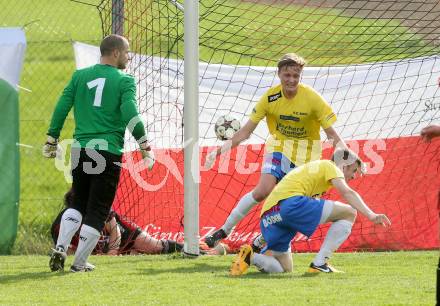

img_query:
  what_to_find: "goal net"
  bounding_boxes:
[91,0,440,252]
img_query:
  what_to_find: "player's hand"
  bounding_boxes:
[204,150,218,169]
[42,135,61,158]
[369,213,391,227]
[140,141,155,171]
[420,125,440,143]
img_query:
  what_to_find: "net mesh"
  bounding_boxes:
[96,0,440,252]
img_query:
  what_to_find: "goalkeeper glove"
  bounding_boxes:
[42,135,61,158]
[139,141,155,171]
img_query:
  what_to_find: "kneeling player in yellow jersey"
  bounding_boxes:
[230,149,391,276]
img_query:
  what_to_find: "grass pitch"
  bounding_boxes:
[0,251,436,305]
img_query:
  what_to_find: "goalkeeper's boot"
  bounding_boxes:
[251,234,266,254]
[230,244,253,276]
[49,246,67,272]
[204,228,227,248]
[307,262,344,274]
[70,262,95,273]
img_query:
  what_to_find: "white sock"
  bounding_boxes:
[313,220,353,266]
[56,208,82,251]
[221,192,258,235]
[72,224,100,267]
[252,253,284,273]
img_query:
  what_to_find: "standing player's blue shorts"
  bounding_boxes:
[260,196,325,252]
[261,152,296,182]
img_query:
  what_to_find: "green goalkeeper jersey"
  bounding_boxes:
[47,64,146,155]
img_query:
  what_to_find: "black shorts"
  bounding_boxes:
[71,148,122,231]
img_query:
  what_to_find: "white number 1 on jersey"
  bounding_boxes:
[87,78,106,107]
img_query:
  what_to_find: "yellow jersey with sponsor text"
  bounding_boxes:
[249,83,336,165]
[261,160,344,216]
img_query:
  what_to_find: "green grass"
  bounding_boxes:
[0,251,436,305]
[1,0,439,254]
[147,0,438,66]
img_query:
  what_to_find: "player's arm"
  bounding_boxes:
[43,72,76,158]
[205,119,257,168]
[120,76,155,169]
[120,76,146,141]
[105,216,121,255]
[331,177,391,226]
[324,126,349,150]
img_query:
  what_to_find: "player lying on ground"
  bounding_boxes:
[230,148,391,276]
[51,189,183,255]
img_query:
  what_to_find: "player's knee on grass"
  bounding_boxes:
[273,251,293,272]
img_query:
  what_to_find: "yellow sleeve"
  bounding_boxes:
[324,161,344,182]
[249,92,268,124]
[312,90,337,129]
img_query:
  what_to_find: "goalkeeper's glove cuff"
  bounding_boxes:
[139,140,151,152]
[46,135,58,145]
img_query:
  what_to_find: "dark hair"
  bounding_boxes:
[100,34,128,56]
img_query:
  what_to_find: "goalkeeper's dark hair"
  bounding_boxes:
[331,148,362,169]
[100,34,127,56]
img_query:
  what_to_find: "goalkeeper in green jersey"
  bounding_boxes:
[44,34,154,273]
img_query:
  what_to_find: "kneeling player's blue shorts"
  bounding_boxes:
[261,152,296,182]
[260,196,325,252]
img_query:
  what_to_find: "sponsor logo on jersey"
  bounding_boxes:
[79,235,87,242]
[268,91,282,103]
[280,115,300,122]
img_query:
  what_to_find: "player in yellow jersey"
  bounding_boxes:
[230,149,391,276]
[204,53,348,248]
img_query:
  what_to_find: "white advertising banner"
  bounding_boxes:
[73,42,440,148]
[0,28,26,90]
